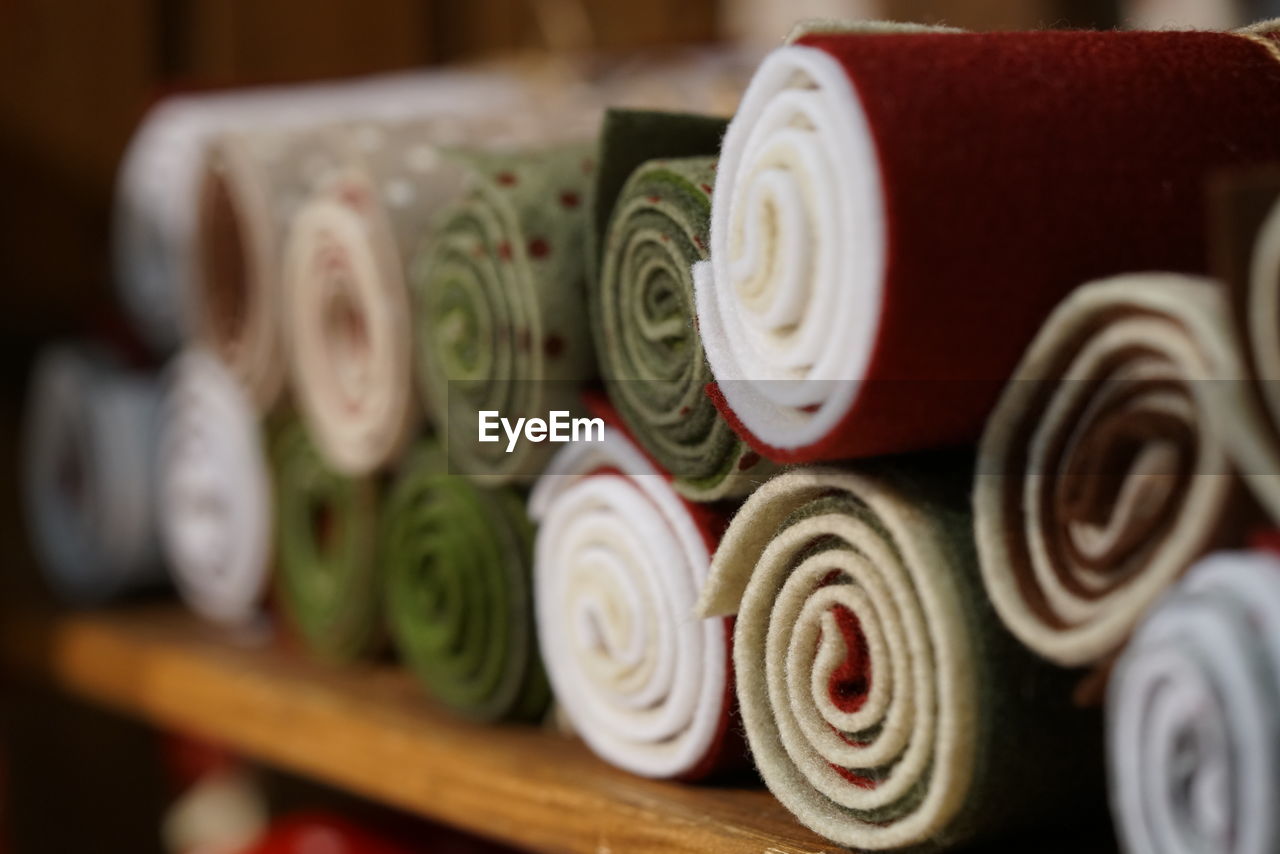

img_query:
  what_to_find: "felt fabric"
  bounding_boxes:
[528,426,741,780]
[697,466,1096,851]
[1108,549,1280,854]
[282,115,601,476]
[590,111,774,500]
[1211,169,1280,467]
[412,144,597,482]
[695,28,1280,464]
[273,419,381,661]
[22,344,164,604]
[381,441,548,722]
[975,274,1280,669]
[113,71,526,353]
[158,350,272,627]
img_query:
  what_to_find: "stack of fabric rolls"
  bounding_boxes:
[22,20,1280,853]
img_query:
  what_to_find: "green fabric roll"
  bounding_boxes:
[591,110,774,500]
[413,144,596,482]
[381,442,549,722]
[274,420,382,661]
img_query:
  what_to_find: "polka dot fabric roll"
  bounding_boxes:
[159,350,272,626]
[698,466,1096,850]
[381,441,548,722]
[413,145,597,483]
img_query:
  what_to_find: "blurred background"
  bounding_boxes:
[0,0,1256,850]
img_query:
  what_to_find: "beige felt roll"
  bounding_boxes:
[281,114,582,476]
[195,127,355,410]
[698,466,1091,850]
[975,274,1280,668]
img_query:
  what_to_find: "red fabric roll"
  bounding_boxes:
[701,27,1280,463]
[240,814,410,854]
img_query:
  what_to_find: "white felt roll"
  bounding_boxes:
[976,274,1280,668]
[528,427,736,780]
[22,345,164,603]
[1109,549,1280,854]
[159,350,272,626]
[696,43,884,451]
[113,70,525,353]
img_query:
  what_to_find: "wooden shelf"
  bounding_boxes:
[1,605,1114,854]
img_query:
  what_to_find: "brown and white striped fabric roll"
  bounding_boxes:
[976,274,1280,668]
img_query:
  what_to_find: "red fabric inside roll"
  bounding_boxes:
[714,29,1280,463]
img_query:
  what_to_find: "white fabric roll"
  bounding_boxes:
[528,427,733,779]
[159,350,272,625]
[1109,549,1280,854]
[23,345,163,602]
[695,43,886,450]
[113,70,526,353]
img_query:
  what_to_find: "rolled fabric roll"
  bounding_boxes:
[976,274,1280,668]
[590,110,773,500]
[529,426,740,780]
[381,441,548,722]
[114,70,526,354]
[1108,549,1280,854]
[281,116,568,475]
[273,420,381,661]
[413,144,596,482]
[158,350,272,626]
[696,27,1280,464]
[22,344,164,603]
[697,466,1094,850]
[1213,171,1280,449]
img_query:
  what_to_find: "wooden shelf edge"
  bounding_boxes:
[1,605,841,854]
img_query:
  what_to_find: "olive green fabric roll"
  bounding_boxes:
[595,153,774,499]
[413,144,596,483]
[381,442,548,722]
[274,420,382,661]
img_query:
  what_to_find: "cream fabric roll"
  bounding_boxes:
[976,274,1280,668]
[114,70,526,353]
[281,114,575,475]
[1109,549,1280,854]
[529,426,736,779]
[23,345,164,602]
[159,350,272,626]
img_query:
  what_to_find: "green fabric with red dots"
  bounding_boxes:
[590,110,775,501]
[411,144,597,483]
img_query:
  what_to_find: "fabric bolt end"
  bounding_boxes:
[22,344,165,604]
[1108,548,1280,854]
[273,420,383,662]
[412,143,598,483]
[590,110,774,500]
[159,350,273,626]
[382,441,549,722]
[698,465,1100,850]
[698,27,1280,465]
[975,274,1280,669]
[529,425,744,780]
